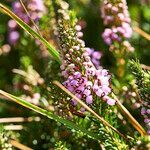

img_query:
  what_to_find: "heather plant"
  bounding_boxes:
[101,0,134,79]
[101,0,132,45]
[129,60,150,134]
[0,0,149,149]
[54,0,116,106]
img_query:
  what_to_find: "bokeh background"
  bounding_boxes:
[0,0,150,149]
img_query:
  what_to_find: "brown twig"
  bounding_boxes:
[0,95,11,101]
[53,81,127,140]
[4,125,23,130]
[134,26,150,41]
[0,117,40,123]
[10,140,33,150]
[112,93,146,136]
[135,89,143,104]
[19,0,41,35]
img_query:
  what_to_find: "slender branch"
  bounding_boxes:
[19,0,41,35]
[135,89,143,104]
[0,117,40,123]
[12,69,28,76]
[19,0,51,59]
[4,125,23,130]
[0,3,61,63]
[0,95,11,101]
[133,26,150,41]
[10,140,33,150]
[112,93,147,136]
[53,81,127,141]
[0,90,101,140]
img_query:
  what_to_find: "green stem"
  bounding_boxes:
[0,3,61,64]
[0,90,100,140]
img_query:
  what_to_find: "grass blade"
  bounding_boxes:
[19,0,41,35]
[0,90,100,140]
[0,3,61,63]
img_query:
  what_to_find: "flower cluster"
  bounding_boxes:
[76,24,102,69]
[101,0,132,45]
[8,0,46,44]
[55,0,116,108]
[86,48,102,69]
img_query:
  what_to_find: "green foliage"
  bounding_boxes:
[0,90,101,140]
[0,3,61,63]
[135,135,150,150]
[0,126,14,150]
[55,141,69,150]
[128,60,150,101]
[0,0,149,149]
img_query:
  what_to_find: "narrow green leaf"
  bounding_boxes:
[0,3,61,63]
[0,90,100,140]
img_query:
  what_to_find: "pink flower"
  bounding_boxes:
[103,96,116,106]
[57,4,114,107]
[9,0,45,45]
[101,0,132,45]
[8,31,20,45]
[141,107,146,115]
[86,95,93,104]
